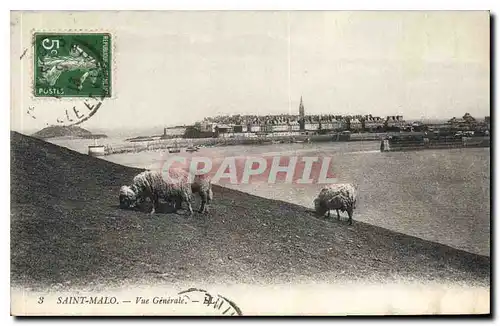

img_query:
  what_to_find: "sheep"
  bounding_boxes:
[190,174,214,213]
[119,168,215,215]
[313,183,358,225]
[168,174,213,214]
[119,169,193,215]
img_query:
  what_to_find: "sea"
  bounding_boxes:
[49,136,491,257]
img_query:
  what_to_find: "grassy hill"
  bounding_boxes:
[10,131,490,290]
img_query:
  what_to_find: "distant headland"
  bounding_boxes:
[31,125,108,140]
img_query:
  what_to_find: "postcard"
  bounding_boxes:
[10,10,490,316]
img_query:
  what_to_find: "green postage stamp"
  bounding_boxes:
[33,33,111,98]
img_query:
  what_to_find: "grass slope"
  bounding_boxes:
[10,131,490,290]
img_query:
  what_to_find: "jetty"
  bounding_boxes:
[380,134,490,152]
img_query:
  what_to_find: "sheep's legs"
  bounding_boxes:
[198,202,206,214]
[198,192,208,213]
[174,197,182,211]
[186,201,193,215]
[171,194,193,216]
[149,199,158,215]
[150,194,160,215]
[181,192,193,216]
[347,208,353,225]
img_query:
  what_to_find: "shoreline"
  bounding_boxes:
[103,133,490,156]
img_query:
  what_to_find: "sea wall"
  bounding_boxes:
[380,136,490,152]
[103,133,362,155]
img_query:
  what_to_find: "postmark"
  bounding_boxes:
[177,288,243,316]
[26,96,104,127]
[33,33,111,98]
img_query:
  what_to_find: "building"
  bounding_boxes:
[200,122,217,133]
[350,118,362,130]
[299,96,305,119]
[233,125,244,133]
[386,115,405,128]
[299,96,305,131]
[250,125,261,133]
[365,117,384,130]
[260,124,274,133]
[330,120,343,130]
[272,124,289,132]
[305,122,320,131]
[290,122,301,131]
[215,124,232,134]
[163,126,186,137]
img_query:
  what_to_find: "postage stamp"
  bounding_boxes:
[33,33,111,98]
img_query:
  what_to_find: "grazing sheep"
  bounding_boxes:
[314,183,358,225]
[191,175,213,213]
[169,174,213,214]
[120,169,193,215]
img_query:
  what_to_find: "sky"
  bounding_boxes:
[11,11,490,133]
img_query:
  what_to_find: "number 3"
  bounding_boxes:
[42,38,60,55]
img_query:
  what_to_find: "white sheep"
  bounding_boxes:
[191,175,213,213]
[167,174,213,214]
[119,169,215,215]
[119,169,193,215]
[313,183,358,225]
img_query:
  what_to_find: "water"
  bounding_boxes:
[50,138,491,256]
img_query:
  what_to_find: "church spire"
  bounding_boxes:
[298,96,305,131]
[299,96,304,118]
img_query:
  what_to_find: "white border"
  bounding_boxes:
[3,1,498,325]
[6,0,500,10]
